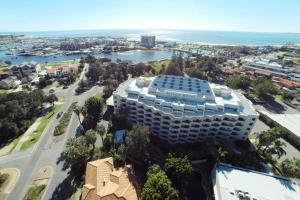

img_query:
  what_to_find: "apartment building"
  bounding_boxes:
[140,35,156,48]
[113,75,258,144]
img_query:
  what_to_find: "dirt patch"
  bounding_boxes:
[53,134,65,143]
[0,168,20,197]
[0,143,14,156]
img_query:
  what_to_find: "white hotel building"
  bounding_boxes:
[113,75,258,144]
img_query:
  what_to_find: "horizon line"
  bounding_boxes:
[1,28,300,35]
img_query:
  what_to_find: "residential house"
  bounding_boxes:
[46,65,77,78]
[82,157,139,200]
[11,61,37,75]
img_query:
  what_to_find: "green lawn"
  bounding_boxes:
[0,89,9,94]
[275,94,284,101]
[21,105,62,150]
[8,135,22,153]
[23,184,46,200]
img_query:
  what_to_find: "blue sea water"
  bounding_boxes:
[1,29,300,46]
[0,50,174,64]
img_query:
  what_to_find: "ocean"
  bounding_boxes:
[1,29,300,46]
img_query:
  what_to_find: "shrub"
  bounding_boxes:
[0,172,9,187]
[24,184,46,200]
[53,103,77,136]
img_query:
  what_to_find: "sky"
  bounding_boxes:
[0,0,300,33]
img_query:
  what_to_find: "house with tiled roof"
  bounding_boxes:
[82,157,139,200]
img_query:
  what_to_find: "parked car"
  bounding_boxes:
[57,111,63,119]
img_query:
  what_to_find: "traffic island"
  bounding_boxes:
[0,168,20,200]
[24,166,53,200]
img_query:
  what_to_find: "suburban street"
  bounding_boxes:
[0,64,102,200]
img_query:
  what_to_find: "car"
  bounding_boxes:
[57,111,63,118]
[63,85,68,89]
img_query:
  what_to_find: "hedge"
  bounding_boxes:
[53,102,77,136]
[259,112,300,151]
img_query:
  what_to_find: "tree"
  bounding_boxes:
[254,78,278,100]
[86,64,100,83]
[96,124,106,144]
[281,158,300,179]
[85,129,97,149]
[63,137,91,170]
[267,140,286,159]
[257,128,280,152]
[282,92,294,101]
[164,154,193,189]
[117,144,127,165]
[141,165,179,200]
[46,94,57,107]
[73,105,82,125]
[126,124,150,161]
[84,96,104,121]
[164,62,183,76]
[257,128,286,159]
[147,164,161,177]
[103,133,113,152]
[0,90,47,142]
[225,76,251,90]
[83,96,104,129]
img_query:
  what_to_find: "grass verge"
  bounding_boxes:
[54,102,77,136]
[23,184,46,200]
[8,135,22,153]
[20,105,62,150]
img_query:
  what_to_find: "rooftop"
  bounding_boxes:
[114,75,257,116]
[213,163,300,200]
[82,157,138,200]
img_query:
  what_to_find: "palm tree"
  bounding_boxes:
[73,105,82,125]
[96,124,106,144]
[271,140,286,159]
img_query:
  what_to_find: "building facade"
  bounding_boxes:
[140,35,156,48]
[113,75,258,144]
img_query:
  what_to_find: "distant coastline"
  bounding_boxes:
[1,29,300,46]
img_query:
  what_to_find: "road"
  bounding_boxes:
[0,64,102,200]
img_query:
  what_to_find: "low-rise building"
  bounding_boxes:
[113,75,258,144]
[82,157,139,200]
[244,58,290,78]
[212,163,300,200]
[11,61,37,75]
[46,65,75,78]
